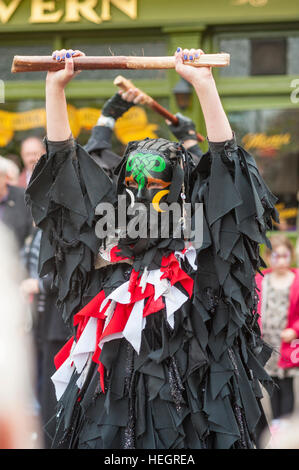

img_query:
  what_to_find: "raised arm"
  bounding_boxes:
[46,48,85,141]
[26,48,115,329]
[174,48,233,142]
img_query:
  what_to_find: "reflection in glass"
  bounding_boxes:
[0,45,51,81]
[219,39,250,77]
[287,37,299,75]
[219,36,299,77]
[229,108,299,230]
[251,38,286,75]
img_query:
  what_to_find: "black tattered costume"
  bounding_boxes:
[25,128,278,449]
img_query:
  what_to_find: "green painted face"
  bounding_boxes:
[125,153,166,189]
[125,152,172,203]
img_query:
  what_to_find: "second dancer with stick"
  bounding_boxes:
[84,81,204,176]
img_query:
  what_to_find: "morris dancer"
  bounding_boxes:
[26,47,278,449]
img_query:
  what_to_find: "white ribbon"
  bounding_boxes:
[123,299,145,354]
[52,250,193,400]
[175,245,197,270]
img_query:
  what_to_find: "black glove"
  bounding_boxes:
[168,113,198,142]
[101,92,134,120]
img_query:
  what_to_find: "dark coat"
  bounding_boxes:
[24,227,70,448]
[25,227,70,343]
[18,169,28,188]
[83,125,122,180]
[26,133,279,449]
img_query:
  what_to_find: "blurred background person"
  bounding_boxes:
[277,218,291,232]
[21,226,70,449]
[5,153,22,173]
[5,158,20,186]
[18,136,45,188]
[0,156,33,250]
[296,190,299,266]
[0,221,41,448]
[256,234,299,434]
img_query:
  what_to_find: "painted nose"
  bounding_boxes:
[136,186,147,201]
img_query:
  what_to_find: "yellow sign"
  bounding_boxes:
[0,0,138,24]
[115,106,158,143]
[242,132,291,151]
[0,104,158,146]
[274,202,298,224]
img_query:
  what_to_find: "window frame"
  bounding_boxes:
[2,30,171,102]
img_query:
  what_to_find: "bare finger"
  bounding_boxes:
[182,49,190,61]
[175,47,182,57]
[188,48,196,61]
[174,48,184,66]
[72,50,86,57]
[64,56,74,75]
[55,49,67,61]
[133,94,144,104]
[122,89,137,102]
[194,49,204,60]
[65,49,75,58]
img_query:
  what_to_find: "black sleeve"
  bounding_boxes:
[23,197,34,244]
[189,133,278,443]
[186,142,203,165]
[83,125,122,177]
[25,135,115,327]
[193,132,278,261]
[84,125,113,154]
[39,272,56,294]
[191,131,278,375]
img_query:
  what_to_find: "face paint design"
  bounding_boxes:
[125,188,135,208]
[125,152,172,206]
[152,189,170,213]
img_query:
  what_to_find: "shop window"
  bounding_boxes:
[218,38,250,77]
[251,38,286,75]
[219,36,299,77]
[228,108,299,230]
[0,44,52,81]
[288,37,299,75]
[65,41,167,80]
[0,97,171,158]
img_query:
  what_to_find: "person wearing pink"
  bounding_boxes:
[256,234,299,430]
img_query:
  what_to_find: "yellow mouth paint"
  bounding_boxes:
[152,190,170,213]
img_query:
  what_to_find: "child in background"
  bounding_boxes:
[295,236,299,268]
[256,234,299,432]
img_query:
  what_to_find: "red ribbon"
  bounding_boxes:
[160,252,194,298]
[54,252,194,394]
[54,337,74,370]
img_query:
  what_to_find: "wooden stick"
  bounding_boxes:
[11,53,230,73]
[114,75,205,142]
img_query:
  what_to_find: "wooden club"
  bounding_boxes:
[11,53,230,73]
